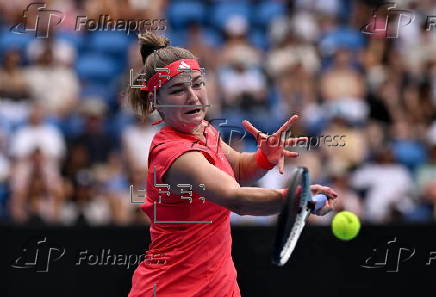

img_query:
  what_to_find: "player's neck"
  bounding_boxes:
[191,122,207,142]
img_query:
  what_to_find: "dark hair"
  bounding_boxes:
[128,32,197,119]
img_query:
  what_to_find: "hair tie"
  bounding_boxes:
[151,119,163,126]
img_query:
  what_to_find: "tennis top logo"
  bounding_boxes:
[361,2,414,38]
[10,2,64,38]
[11,237,65,272]
[179,61,191,70]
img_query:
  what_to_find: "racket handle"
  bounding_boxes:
[309,194,327,213]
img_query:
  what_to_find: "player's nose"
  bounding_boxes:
[185,87,200,105]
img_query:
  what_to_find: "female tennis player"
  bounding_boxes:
[127,32,338,297]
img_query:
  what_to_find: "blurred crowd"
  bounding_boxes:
[0,0,435,226]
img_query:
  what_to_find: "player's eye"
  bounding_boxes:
[170,81,204,94]
[170,89,184,95]
[192,81,205,89]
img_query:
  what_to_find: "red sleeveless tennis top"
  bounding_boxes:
[128,120,241,297]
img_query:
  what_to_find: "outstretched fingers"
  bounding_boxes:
[283,150,299,158]
[278,156,285,174]
[242,120,264,140]
[279,150,300,174]
[275,115,299,137]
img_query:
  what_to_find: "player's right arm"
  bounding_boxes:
[164,151,286,216]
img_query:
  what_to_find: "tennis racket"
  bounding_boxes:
[272,166,327,266]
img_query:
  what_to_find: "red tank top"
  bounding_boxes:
[128,120,241,297]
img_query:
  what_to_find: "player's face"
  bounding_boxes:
[155,71,208,132]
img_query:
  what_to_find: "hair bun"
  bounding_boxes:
[138,32,170,64]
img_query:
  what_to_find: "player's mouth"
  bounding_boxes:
[184,108,201,115]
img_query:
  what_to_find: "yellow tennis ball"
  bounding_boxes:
[331,211,361,240]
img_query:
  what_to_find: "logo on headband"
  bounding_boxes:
[179,61,190,69]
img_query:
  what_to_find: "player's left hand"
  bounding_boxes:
[310,184,339,216]
[242,115,308,174]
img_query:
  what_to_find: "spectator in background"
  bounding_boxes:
[320,48,368,125]
[128,0,165,17]
[367,80,402,125]
[83,0,125,21]
[407,144,436,222]
[219,15,262,68]
[96,151,132,225]
[25,42,79,118]
[61,138,109,226]
[351,148,414,223]
[397,6,435,79]
[60,99,116,225]
[61,139,92,225]
[390,120,427,172]
[186,22,218,72]
[323,116,366,174]
[219,58,267,115]
[0,50,31,134]
[9,103,66,224]
[420,182,436,221]
[266,31,319,121]
[10,103,65,161]
[218,16,268,129]
[122,116,158,173]
[27,34,76,67]
[72,99,114,166]
[266,31,319,80]
[0,50,30,100]
[295,0,341,17]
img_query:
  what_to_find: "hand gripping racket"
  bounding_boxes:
[272,166,327,266]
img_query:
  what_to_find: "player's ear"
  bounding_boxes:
[148,92,165,119]
[147,92,157,112]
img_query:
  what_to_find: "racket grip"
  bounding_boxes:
[311,194,327,213]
